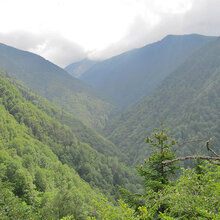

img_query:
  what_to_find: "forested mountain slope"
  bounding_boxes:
[104,37,220,165]
[81,34,216,109]
[0,71,141,201]
[65,58,98,78]
[0,43,115,129]
[0,78,114,219]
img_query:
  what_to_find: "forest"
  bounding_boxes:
[0,34,220,219]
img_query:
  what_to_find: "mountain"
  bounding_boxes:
[0,43,115,129]
[80,34,216,109]
[65,58,98,78]
[0,70,141,199]
[104,37,220,166]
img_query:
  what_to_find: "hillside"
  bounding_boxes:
[104,37,220,165]
[0,43,115,129]
[65,58,98,78]
[0,76,113,219]
[0,71,141,201]
[80,34,216,109]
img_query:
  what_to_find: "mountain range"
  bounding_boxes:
[77,34,216,109]
[0,33,219,218]
[104,37,220,165]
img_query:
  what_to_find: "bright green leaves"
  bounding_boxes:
[158,164,220,219]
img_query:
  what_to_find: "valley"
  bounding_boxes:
[0,34,219,219]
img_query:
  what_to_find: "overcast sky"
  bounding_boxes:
[0,0,220,67]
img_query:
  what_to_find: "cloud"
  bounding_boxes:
[0,0,220,65]
[34,35,86,67]
[0,31,86,67]
[89,0,220,60]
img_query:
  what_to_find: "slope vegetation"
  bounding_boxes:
[0,43,115,129]
[0,71,140,200]
[0,79,111,219]
[104,37,220,165]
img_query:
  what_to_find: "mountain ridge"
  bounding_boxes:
[80,34,217,109]
[0,42,116,129]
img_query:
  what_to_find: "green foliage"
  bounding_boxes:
[91,159,220,219]
[137,126,178,192]
[0,179,40,219]
[158,164,220,219]
[88,197,146,220]
[119,128,179,216]
[0,72,141,217]
[0,75,123,219]
[117,129,220,219]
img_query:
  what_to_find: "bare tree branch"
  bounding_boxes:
[209,160,220,165]
[162,156,220,165]
[206,138,219,157]
[178,139,207,146]
[162,137,220,166]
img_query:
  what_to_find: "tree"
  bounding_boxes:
[93,126,220,219]
[137,125,179,192]
[120,125,179,214]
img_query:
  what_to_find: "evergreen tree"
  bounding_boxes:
[137,125,179,192]
[120,125,179,215]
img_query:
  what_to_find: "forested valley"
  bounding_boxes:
[0,35,219,219]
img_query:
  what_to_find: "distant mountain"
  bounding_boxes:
[80,34,217,109]
[104,37,220,165]
[0,43,115,129]
[65,58,98,78]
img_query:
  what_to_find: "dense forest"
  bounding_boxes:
[0,35,220,219]
[0,71,142,199]
[0,43,116,129]
[104,37,220,166]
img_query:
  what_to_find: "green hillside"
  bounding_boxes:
[0,79,111,219]
[0,43,115,129]
[81,34,216,109]
[104,37,220,165]
[0,71,141,202]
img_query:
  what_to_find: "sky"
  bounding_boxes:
[0,0,220,67]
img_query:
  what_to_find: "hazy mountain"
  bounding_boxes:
[65,58,98,78]
[104,37,220,165]
[0,43,115,129]
[80,34,216,109]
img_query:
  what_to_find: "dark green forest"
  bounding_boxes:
[104,37,220,166]
[0,35,220,219]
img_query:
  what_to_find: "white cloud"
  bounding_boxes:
[0,0,220,66]
[0,31,86,67]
